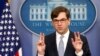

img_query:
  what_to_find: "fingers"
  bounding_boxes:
[40,33,45,42]
[71,38,74,43]
[73,32,83,44]
[72,32,83,52]
[74,32,77,39]
[74,32,81,41]
[77,32,80,40]
[71,37,83,47]
[38,32,45,45]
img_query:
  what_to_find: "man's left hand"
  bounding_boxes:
[71,32,83,53]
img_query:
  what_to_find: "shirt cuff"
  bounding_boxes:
[75,50,83,56]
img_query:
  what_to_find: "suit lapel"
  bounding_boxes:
[64,31,75,56]
[50,32,59,56]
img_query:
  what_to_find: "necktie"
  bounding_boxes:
[58,36,64,56]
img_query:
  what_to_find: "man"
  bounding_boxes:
[37,6,91,56]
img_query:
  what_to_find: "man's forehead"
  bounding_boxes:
[54,18,67,20]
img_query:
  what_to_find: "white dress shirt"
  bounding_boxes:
[56,30,69,52]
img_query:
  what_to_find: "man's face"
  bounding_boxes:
[52,12,70,34]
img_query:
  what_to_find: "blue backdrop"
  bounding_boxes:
[3,0,99,56]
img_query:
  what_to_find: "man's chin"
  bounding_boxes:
[57,31,64,34]
[57,29,68,34]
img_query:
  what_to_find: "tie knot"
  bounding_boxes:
[60,35,64,39]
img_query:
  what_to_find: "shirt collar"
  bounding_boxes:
[56,29,70,50]
[56,29,70,39]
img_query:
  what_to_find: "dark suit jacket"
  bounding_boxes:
[44,31,91,56]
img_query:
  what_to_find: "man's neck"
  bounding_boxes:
[57,29,69,35]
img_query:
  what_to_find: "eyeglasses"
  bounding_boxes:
[53,18,68,23]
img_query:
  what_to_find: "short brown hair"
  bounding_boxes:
[51,6,70,20]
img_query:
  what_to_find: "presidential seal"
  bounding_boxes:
[20,0,96,35]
